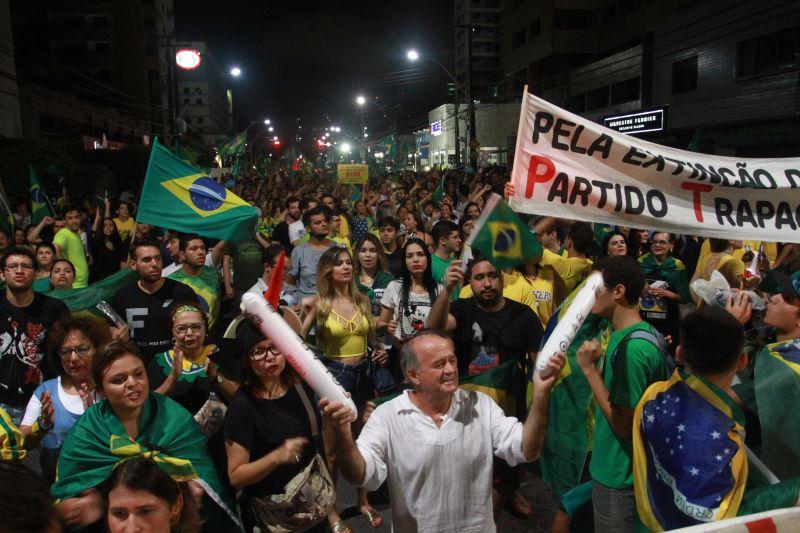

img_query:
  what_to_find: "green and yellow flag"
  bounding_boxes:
[467,193,543,269]
[138,138,257,241]
[754,339,800,480]
[29,165,52,223]
[218,130,247,157]
[376,135,397,158]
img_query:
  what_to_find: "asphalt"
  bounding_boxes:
[334,470,558,532]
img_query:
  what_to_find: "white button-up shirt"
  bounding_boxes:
[357,388,528,532]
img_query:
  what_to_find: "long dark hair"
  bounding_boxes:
[399,238,438,316]
[102,457,201,533]
[100,217,123,249]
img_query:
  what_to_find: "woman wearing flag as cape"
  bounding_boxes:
[52,341,241,531]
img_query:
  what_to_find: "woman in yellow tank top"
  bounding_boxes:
[300,246,386,529]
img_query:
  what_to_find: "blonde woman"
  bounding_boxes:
[301,246,386,529]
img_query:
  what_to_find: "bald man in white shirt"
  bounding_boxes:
[320,329,564,532]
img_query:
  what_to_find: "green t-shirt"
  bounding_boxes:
[53,228,89,288]
[168,266,221,329]
[590,321,667,489]
[228,240,264,292]
[32,277,51,293]
[431,253,452,286]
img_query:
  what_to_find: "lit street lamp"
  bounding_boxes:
[355,95,366,106]
[229,67,242,77]
[268,126,274,132]
[406,49,419,61]
[263,119,271,125]
[340,142,351,153]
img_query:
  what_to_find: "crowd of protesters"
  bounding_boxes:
[0,163,799,532]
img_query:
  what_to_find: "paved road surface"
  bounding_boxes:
[335,471,557,532]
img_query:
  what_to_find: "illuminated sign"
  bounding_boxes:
[175,48,202,70]
[603,107,667,135]
[430,120,443,136]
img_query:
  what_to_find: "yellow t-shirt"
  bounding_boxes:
[459,271,537,312]
[337,216,351,241]
[523,268,556,328]
[113,217,135,242]
[696,239,778,274]
[540,248,592,292]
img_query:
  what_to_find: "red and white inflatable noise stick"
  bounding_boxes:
[535,271,604,378]
[241,292,357,421]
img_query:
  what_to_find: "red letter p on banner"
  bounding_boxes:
[526,154,556,198]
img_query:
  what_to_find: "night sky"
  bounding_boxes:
[175,0,455,141]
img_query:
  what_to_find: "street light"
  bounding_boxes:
[355,95,366,106]
[340,142,351,153]
[263,119,271,125]
[406,49,468,167]
[229,67,242,77]
[268,126,274,132]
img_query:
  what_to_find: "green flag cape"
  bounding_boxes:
[638,253,691,302]
[43,268,137,318]
[466,193,543,270]
[753,339,800,480]
[538,279,611,499]
[218,130,248,157]
[433,175,445,204]
[52,393,241,530]
[29,165,53,223]
[138,138,257,241]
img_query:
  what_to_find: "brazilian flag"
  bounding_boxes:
[138,138,257,241]
[218,130,247,157]
[44,268,137,318]
[433,174,445,204]
[29,165,52,223]
[538,281,611,500]
[467,193,542,270]
[376,135,397,158]
[633,370,750,530]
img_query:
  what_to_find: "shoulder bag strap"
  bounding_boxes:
[293,383,319,438]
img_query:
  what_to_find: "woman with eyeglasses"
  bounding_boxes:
[19,316,110,483]
[147,302,235,415]
[639,231,691,354]
[224,320,347,533]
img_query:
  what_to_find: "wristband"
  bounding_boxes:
[31,419,50,436]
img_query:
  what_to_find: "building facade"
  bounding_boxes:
[0,0,22,139]
[175,41,234,148]
[10,0,176,142]
[500,0,800,156]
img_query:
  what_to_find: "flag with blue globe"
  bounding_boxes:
[633,371,749,530]
[466,193,542,270]
[138,138,257,241]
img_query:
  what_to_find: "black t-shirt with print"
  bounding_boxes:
[0,293,68,407]
[111,278,198,365]
[223,383,322,530]
[450,297,543,377]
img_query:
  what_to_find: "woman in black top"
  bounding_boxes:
[223,321,348,533]
[90,204,125,282]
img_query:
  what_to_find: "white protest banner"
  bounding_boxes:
[509,89,800,243]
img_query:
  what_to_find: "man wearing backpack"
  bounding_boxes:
[575,256,669,533]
